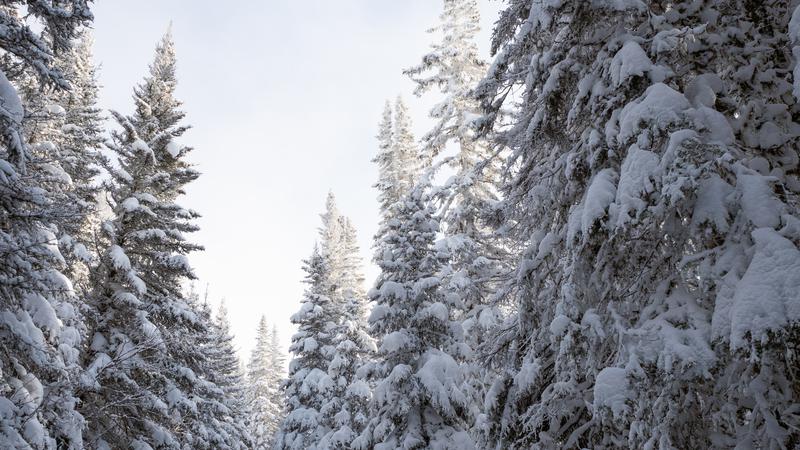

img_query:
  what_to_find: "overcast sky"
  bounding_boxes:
[91,1,502,362]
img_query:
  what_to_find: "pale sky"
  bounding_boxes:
[91,1,501,364]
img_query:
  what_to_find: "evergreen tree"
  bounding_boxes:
[392,97,421,197]
[18,31,104,292]
[0,3,93,447]
[373,100,396,228]
[406,0,507,430]
[355,179,474,450]
[275,247,338,450]
[50,32,105,287]
[211,300,248,422]
[318,205,374,449]
[278,194,373,449]
[247,317,286,449]
[267,323,288,415]
[77,30,217,449]
[372,97,421,249]
[476,1,800,448]
[180,289,251,449]
[405,0,486,164]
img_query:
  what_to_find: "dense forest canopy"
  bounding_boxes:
[0,1,798,449]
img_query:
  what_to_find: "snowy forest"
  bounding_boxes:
[1,0,799,449]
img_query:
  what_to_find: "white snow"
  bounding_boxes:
[609,41,659,87]
[135,192,158,203]
[24,293,61,333]
[416,350,463,416]
[613,145,659,227]
[726,228,800,349]
[0,397,16,420]
[109,245,131,271]
[421,302,449,322]
[45,103,66,116]
[346,379,371,399]
[591,0,646,10]
[684,74,723,108]
[0,69,23,124]
[131,439,154,450]
[549,314,571,336]
[691,174,732,232]
[618,83,690,143]
[534,231,558,262]
[40,163,73,185]
[379,330,411,354]
[302,337,318,352]
[593,367,630,419]
[121,197,140,212]
[61,123,81,133]
[582,169,617,234]
[651,28,683,54]
[165,140,181,157]
[82,353,113,388]
[23,417,45,448]
[566,202,584,244]
[581,309,605,338]
[131,138,155,159]
[695,106,734,145]
[379,281,406,300]
[756,121,784,149]
[738,171,783,229]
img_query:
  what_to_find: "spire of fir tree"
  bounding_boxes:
[247,316,286,449]
[355,179,474,450]
[132,26,184,140]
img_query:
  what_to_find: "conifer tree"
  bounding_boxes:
[392,97,421,196]
[278,195,373,449]
[355,179,474,450]
[181,289,250,449]
[211,300,248,420]
[318,205,374,449]
[18,31,104,291]
[50,33,105,285]
[267,323,288,414]
[477,1,800,448]
[77,30,217,449]
[373,101,396,227]
[406,0,507,427]
[373,97,421,246]
[275,247,338,450]
[0,3,93,447]
[247,317,286,449]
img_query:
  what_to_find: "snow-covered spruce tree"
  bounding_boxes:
[78,30,226,449]
[0,2,93,90]
[392,97,421,199]
[319,210,375,449]
[275,246,338,450]
[373,97,422,245]
[405,0,486,164]
[354,178,474,450]
[0,3,92,448]
[405,0,508,427]
[19,31,104,292]
[373,100,397,228]
[182,291,251,450]
[318,192,348,322]
[210,300,250,434]
[247,317,286,449]
[49,32,105,287]
[268,323,288,417]
[279,194,374,449]
[476,1,800,448]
